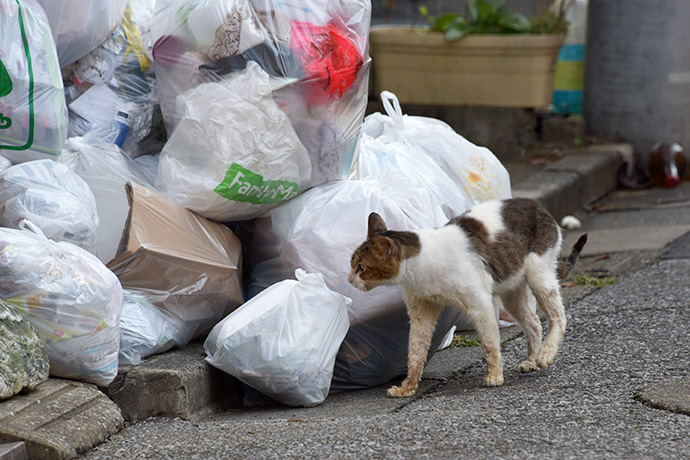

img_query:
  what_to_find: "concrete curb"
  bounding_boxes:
[102,342,242,423]
[511,143,626,221]
[0,379,123,460]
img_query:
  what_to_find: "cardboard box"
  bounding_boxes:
[107,182,244,341]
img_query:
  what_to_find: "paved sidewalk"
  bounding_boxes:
[0,143,625,460]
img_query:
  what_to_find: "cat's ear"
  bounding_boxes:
[372,235,395,255]
[367,212,387,239]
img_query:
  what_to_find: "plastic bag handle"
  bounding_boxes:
[380,91,405,128]
[17,219,48,241]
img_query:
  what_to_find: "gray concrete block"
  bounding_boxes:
[0,378,123,460]
[512,169,582,221]
[103,341,243,423]
[0,442,27,460]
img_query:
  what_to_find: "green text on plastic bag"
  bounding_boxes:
[214,162,299,205]
[0,59,12,98]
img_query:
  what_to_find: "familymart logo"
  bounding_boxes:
[214,162,299,205]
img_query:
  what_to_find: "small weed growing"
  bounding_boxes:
[451,334,482,348]
[574,273,619,287]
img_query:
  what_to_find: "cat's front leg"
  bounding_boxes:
[388,297,443,398]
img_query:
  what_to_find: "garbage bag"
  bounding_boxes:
[59,136,156,263]
[65,2,159,158]
[205,269,350,407]
[0,221,122,386]
[354,132,471,220]
[0,159,99,252]
[151,0,371,219]
[118,290,183,365]
[155,61,311,221]
[362,91,512,206]
[35,0,128,68]
[0,0,68,163]
[247,176,461,390]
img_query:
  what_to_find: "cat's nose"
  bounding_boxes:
[347,271,354,284]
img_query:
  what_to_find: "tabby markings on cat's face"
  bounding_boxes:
[348,212,420,291]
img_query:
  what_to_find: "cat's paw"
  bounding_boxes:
[483,373,504,387]
[537,348,556,368]
[387,385,415,398]
[518,360,539,373]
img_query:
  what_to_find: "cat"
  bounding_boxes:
[347,197,588,398]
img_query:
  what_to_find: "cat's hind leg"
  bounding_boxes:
[526,253,566,369]
[500,285,542,373]
[465,293,504,387]
[388,295,443,398]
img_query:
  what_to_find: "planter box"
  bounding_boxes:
[369,26,564,108]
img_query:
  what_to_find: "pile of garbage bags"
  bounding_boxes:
[0,0,511,405]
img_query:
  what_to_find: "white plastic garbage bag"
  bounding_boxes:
[59,136,156,263]
[0,221,123,386]
[205,269,350,407]
[35,0,129,68]
[0,159,99,252]
[0,0,68,163]
[151,0,371,215]
[354,132,471,219]
[247,176,461,390]
[362,91,512,206]
[155,61,311,221]
[118,290,183,366]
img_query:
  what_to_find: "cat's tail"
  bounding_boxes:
[557,233,588,279]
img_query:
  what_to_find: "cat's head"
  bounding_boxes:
[347,212,403,292]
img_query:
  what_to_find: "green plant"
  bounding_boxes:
[450,334,482,348]
[573,273,620,287]
[419,0,568,41]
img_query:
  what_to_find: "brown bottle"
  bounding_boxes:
[648,143,687,188]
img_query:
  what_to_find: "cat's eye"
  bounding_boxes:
[358,264,366,272]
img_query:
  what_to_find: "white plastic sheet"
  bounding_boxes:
[0,221,122,386]
[205,269,350,406]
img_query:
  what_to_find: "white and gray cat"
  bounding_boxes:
[348,197,587,397]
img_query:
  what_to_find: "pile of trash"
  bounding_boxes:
[0,0,511,407]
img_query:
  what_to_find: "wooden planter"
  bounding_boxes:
[369,26,565,108]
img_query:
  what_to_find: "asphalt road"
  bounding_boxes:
[79,183,690,460]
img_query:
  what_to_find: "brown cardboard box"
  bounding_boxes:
[107,182,244,341]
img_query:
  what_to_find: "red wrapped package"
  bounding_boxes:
[290,21,363,105]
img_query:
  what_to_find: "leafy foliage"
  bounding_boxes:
[420,0,567,41]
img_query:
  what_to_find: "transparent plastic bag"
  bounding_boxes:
[0,0,68,163]
[36,0,129,68]
[65,2,159,158]
[362,91,512,206]
[59,136,156,263]
[119,290,183,365]
[0,221,123,386]
[151,0,371,220]
[247,176,461,390]
[155,61,311,221]
[0,159,99,252]
[205,269,350,407]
